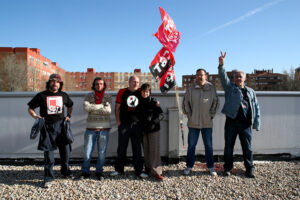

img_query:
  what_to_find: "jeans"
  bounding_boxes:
[44,143,71,182]
[223,117,254,172]
[115,123,143,175]
[82,129,110,174]
[186,127,214,169]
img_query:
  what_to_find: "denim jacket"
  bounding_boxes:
[218,65,261,131]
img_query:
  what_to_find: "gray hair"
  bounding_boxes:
[233,70,246,78]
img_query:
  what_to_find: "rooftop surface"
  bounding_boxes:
[1,161,299,199]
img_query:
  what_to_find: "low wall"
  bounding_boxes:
[0,91,299,158]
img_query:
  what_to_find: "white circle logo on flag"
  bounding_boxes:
[127,95,139,108]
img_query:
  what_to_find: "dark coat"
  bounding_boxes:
[139,97,163,134]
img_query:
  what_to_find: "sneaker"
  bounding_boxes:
[245,170,255,178]
[223,171,231,176]
[183,167,192,175]
[78,173,90,180]
[43,181,52,188]
[96,172,104,180]
[139,173,148,179]
[154,174,165,181]
[208,168,217,176]
[110,171,120,177]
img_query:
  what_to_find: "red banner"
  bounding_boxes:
[149,47,175,81]
[159,66,176,93]
[154,7,181,53]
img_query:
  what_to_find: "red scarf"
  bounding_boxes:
[95,90,105,104]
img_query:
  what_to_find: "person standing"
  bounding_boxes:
[139,83,165,181]
[182,68,219,176]
[110,75,148,178]
[80,77,112,180]
[218,51,261,178]
[28,74,73,188]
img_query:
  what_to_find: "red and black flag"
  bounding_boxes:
[159,66,176,93]
[149,47,175,81]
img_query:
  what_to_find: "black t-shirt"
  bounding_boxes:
[28,90,73,123]
[116,88,141,124]
[235,88,251,124]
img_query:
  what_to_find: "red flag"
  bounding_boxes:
[149,47,175,81]
[160,66,176,93]
[154,7,181,53]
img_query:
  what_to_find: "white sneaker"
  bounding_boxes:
[139,173,148,179]
[110,171,119,177]
[184,167,192,175]
[209,168,217,176]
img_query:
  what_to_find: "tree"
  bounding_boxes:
[281,67,300,91]
[0,54,28,91]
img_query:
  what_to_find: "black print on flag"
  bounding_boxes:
[47,96,63,115]
[160,67,176,93]
[149,47,175,81]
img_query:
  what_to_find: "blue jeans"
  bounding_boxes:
[223,117,254,172]
[186,127,214,169]
[82,129,109,174]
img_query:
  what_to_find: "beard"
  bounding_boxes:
[49,85,59,92]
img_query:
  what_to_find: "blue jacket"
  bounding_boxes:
[218,65,261,131]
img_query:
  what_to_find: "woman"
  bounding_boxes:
[139,83,164,181]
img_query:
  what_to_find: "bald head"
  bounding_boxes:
[128,75,140,91]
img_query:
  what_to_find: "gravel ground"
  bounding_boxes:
[0,161,299,199]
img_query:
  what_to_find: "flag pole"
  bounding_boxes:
[175,84,185,149]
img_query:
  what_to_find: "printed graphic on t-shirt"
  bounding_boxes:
[127,95,139,108]
[47,96,63,114]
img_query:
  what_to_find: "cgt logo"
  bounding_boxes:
[127,95,139,108]
[47,96,63,114]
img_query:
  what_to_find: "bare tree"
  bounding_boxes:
[280,67,300,91]
[0,54,28,91]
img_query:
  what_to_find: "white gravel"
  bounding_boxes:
[0,161,299,199]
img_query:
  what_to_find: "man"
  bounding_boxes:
[182,68,219,176]
[110,75,148,178]
[28,74,73,188]
[80,77,112,180]
[218,51,260,178]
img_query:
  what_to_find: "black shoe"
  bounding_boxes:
[223,171,231,176]
[43,180,52,188]
[245,170,255,178]
[78,173,90,180]
[96,172,104,180]
[63,173,75,179]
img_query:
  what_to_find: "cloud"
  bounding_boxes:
[203,0,284,35]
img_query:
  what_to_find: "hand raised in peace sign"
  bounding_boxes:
[219,51,226,66]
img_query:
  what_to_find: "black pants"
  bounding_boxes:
[40,120,71,181]
[223,117,254,172]
[115,123,143,175]
[44,143,71,181]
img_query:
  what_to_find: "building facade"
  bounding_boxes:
[66,68,160,91]
[0,47,65,91]
[0,47,160,92]
[182,69,286,91]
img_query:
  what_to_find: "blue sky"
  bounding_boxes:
[1,0,299,86]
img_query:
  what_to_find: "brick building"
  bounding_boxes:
[0,47,65,91]
[182,69,286,91]
[0,47,161,92]
[66,68,160,91]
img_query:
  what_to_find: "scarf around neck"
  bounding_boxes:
[95,90,105,104]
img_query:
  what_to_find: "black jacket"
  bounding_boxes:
[139,97,163,134]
